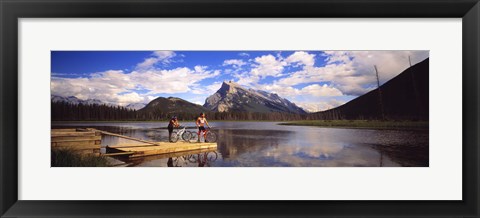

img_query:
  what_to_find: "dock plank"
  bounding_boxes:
[107,141,217,158]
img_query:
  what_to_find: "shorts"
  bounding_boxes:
[198,126,206,132]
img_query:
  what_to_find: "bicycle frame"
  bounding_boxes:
[177,127,186,135]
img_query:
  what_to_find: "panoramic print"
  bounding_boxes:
[51,50,429,167]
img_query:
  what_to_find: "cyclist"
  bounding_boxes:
[168,116,180,142]
[196,112,211,143]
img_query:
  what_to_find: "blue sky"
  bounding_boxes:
[51,50,429,112]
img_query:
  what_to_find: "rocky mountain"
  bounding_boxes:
[138,97,208,118]
[51,95,105,105]
[204,81,307,114]
[125,103,146,111]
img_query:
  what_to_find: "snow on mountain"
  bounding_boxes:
[203,81,307,114]
[51,95,119,107]
[125,103,147,110]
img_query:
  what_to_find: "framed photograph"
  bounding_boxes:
[1,0,478,217]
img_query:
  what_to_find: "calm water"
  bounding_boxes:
[52,121,429,167]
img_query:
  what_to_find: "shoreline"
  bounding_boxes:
[51,120,429,130]
[51,120,284,123]
[278,120,428,130]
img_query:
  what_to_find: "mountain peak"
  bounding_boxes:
[222,80,238,86]
[218,80,244,95]
[167,97,182,101]
[204,82,307,114]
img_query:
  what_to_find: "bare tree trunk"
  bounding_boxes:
[374,65,386,120]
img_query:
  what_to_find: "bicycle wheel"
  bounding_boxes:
[190,132,199,142]
[186,154,197,163]
[181,131,192,142]
[171,131,179,142]
[206,151,218,161]
[206,131,217,143]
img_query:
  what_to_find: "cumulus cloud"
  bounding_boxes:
[130,66,218,94]
[301,84,343,97]
[265,50,429,96]
[258,83,343,98]
[320,50,429,95]
[52,50,429,108]
[231,50,428,111]
[51,70,153,106]
[285,51,316,67]
[136,50,177,69]
[52,56,220,105]
[251,54,287,78]
[295,99,346,112]
[223,59,246,68]
[234,54,288,87]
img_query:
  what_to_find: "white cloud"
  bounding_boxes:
[136,51,177,69]
[234,54,287,87]
[153,50,176,60]
[53,50,429,108]
[130,66,219,94]
[206,81,223,94]
[51,70,142,106]
[285,51,316,67]
[269,50,429,96]
[238,52,250,57]
[51,64,219,105]
[300,84,343,97]
[256,83,342,98]
[295,99,345,112]
[223,59,246,68]
[251,54,286,78]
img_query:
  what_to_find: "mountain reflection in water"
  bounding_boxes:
[52,121,428,167]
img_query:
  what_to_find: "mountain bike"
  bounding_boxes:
[171,126,192,143]
[190,127,217,143]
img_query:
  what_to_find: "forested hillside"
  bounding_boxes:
[308,58,429,120]
[51,101,306,121]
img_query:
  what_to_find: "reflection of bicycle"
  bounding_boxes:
[187,151,218,167]
[170,156,189,167]
[187,151,218,163]
[169,152,218,167]
[190,127,217,143]
[171,126,191,142]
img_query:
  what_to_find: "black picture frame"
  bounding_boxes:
[1,0,479,217]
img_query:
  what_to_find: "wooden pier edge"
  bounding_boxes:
[52,128,218,158]
[105,141,218,158]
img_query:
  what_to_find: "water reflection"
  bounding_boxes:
[215,129,291,159]
[53,121,428,167]
[124,149,220,167]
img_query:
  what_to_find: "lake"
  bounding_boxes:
[52,121,429,167]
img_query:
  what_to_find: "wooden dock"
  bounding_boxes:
[51,128,102,154]
[51,128,218,158]
[106,141,217,158]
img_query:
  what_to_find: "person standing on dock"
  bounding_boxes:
[168,116,180,142]
[196,112,211,143]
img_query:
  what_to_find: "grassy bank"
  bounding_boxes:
[51,148,110,167]
[278,120,428,130]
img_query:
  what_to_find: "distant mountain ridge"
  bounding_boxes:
[138,97,208,119]
[52,81,307,115]
[204,81,307,114]
[51,95,106,106]
[125,103,146,110]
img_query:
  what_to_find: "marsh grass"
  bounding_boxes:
[51,148,110,167]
